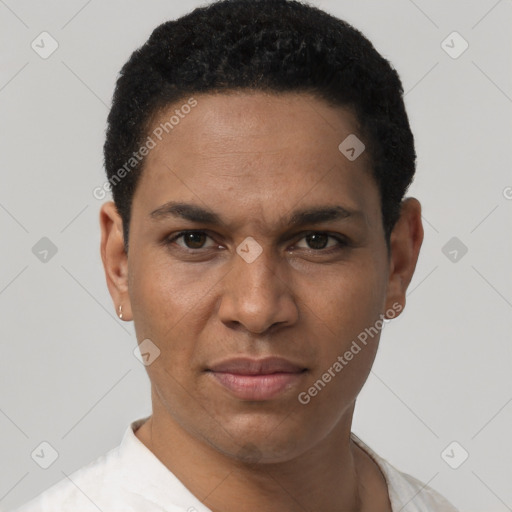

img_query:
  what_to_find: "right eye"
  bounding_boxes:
[164,230,219,250]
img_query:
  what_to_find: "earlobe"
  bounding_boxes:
[99,201,133,321]
[384,197,424,315]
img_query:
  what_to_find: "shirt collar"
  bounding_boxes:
[117,416,212,511]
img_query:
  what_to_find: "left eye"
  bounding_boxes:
[294,232,345,251]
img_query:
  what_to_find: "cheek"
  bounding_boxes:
[299,255,386,343]
[130,250,208,325]
[295,258,386,401]
[129,253,224,376]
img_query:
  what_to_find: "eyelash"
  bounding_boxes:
[163,230,349,254]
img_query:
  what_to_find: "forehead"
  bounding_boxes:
[132,91,379,228]
[161,91,364,155]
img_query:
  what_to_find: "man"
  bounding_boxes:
[12,0,459,510]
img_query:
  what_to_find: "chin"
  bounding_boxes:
[205,418,314,465]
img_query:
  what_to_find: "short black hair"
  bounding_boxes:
[103,0,416,253]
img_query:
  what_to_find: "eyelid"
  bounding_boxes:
[291,230,348,243]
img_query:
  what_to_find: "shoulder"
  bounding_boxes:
[9,417,182,512]
[10,444,129,512]
[351,433,460,512]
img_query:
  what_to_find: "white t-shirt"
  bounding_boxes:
[10,417,459,512]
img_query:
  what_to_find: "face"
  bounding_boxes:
[101,91,422,463]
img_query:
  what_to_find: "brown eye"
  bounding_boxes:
[305,233,329,250]
[294,232,346,251]
[181,232,207,249]
[165,231,216,250]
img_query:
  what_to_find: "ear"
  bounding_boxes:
[384,197,424,317]
[99,201,132,321]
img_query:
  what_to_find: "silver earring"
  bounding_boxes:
[118,305,123,320]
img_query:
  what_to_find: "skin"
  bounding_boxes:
[100,91,423,512]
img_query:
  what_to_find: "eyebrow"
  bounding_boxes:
[149,201,362,228]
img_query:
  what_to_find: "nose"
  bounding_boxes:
[217,242,299,335]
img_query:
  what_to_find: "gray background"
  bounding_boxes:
[0,1,511,511]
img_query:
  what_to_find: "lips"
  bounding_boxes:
[208,357,305,375]
[207,357,307,401]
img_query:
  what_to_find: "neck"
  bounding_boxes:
[135,398,378,512]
